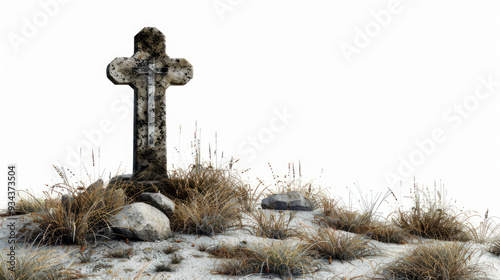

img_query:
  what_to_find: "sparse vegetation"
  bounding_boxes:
[104,248,134,259]
[197,242,210,252]
[488,238,500,256]
[78,246,94,263]
[365,224,410,244]
[156,159,244,203]
[247,210,300,239]
[392,183,471,242]
[6,139,500,280]
[319,185,389,236]
[212,240,322,279]
[379,242,486,279]
[17,166,130,246]
[162,244,180,255]
[0,243,80,279]
[15,194,46,215]
[236,182,269,212]
[170,180,243,236]
[93,263,114,272]
[170,253,184,264]
[266,162,327,210]
[303,227,378,262]
[317,206,373,235]
[154,262,174,273]
[468,209,500,244]
[207,242,250,259]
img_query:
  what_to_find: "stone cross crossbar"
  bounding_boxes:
[107,27,193,176]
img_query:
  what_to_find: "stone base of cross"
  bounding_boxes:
[107,27,193,179]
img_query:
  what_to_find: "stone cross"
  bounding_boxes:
[107,27,193,176]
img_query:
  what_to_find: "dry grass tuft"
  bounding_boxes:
[236,182,269,212]
[487,238,500,256]
[302,227,378,262]
[170,184,242,236]
[212,240,322,279]
[136,162,245,236]
[391,182,472,242]
[18,167,130,246]
[317,205,373,235]
[365,224,410,244]
[77,246,94,263]
[468,209,500,244]
[379,242,486,279]
[319,186,389,236]
[104,248,134,259]
[247,210,300,240]
[0,243,81,279]
[13,194,46,215]
[207,242,250,259]
[170,253,184,264]
[158,161,243,203]
[154,262,174,273]
[163,244,180,255]
[393,207,471,242]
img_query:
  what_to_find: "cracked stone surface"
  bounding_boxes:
[107,27,193,176]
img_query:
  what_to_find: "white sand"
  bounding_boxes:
[1,210,500,279]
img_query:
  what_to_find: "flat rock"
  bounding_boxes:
[109,202,170,241]
[140,192,175,217]
[261,191,314,211]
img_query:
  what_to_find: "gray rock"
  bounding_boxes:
[109,202,170,241]
[87,179,104,193]
[140,192,175,217]
[261,191,314,211]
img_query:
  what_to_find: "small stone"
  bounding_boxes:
[140,192,175,217]
[87,179,104,193]
[261,191,314,211]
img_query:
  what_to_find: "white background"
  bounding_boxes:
[1,0,499,216]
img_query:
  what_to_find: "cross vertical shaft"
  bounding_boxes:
[133,62,169,147]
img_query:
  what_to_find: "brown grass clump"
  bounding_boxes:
[104,248,134,259]
[319,186,389,236]
[317,205,373,235]
[487,238,500,256]
[207,242,250,259]
[302,227,378,262]
[468,209,500,244]
[378,242,486,280]
[391,182,472,242]
[158,161,243,202]
[247,210,300,240]
[212,240,322,279]
[0,243,82,279]
[18,167,130,246]
[154,262,175,273]
[14,194,46,215]
[129,161,244,236]
[170,182,242,236]
[163,244,180,255]
[393,207,471,242]
[365,223,410,244]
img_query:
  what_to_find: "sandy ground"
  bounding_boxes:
[1,210,500,280]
